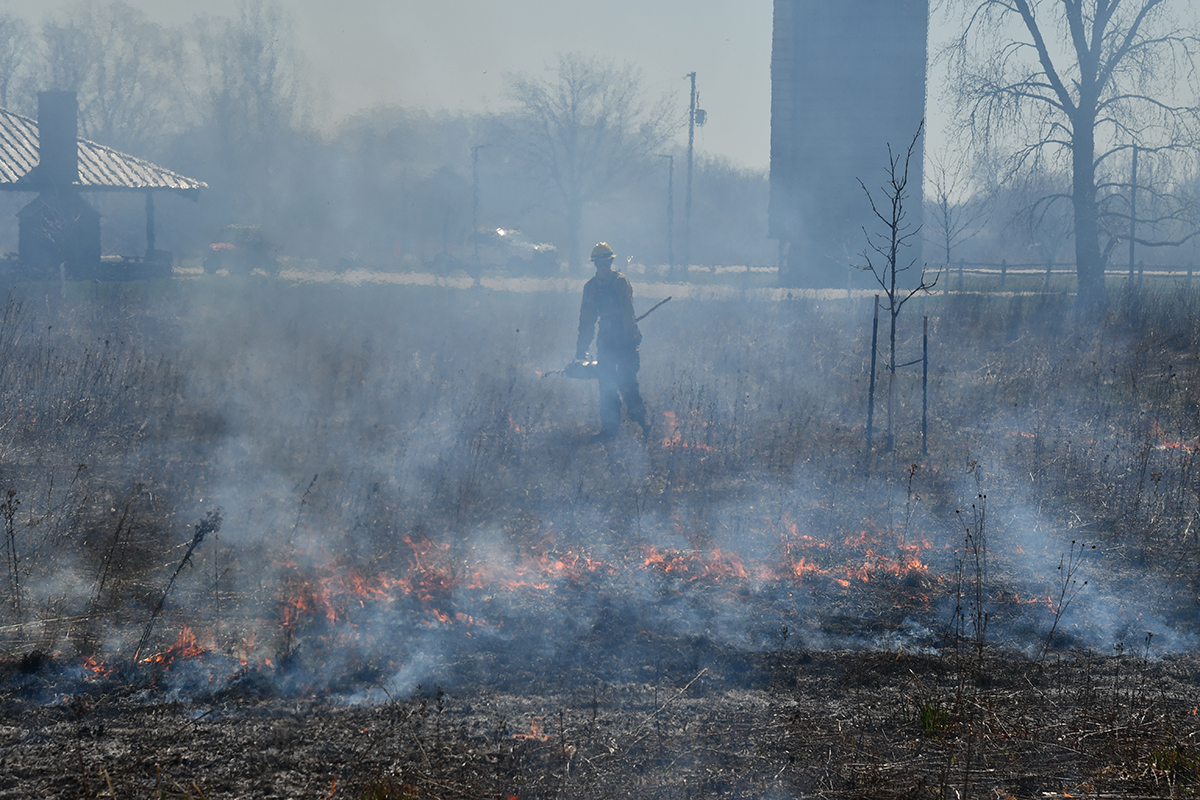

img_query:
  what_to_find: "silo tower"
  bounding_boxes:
[769,0,929,288]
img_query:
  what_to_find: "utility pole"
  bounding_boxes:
[658,154,674,277]
[684,71,696,275]
[471,143,489,262]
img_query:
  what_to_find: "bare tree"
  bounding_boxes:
[956,154,1076,264]
[184,0,317,225]
[926,146,991,273]
[505,54,675,271]
[40,0,186,155]
[945,0,1200,306]
[189,0,311,147]
[0,13,34,111]
[858,122,938,452]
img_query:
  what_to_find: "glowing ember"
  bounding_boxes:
[660,410,716,450]
[1150,420,1200,451]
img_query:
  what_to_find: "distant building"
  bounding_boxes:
[0,91,205,279]
[769,0,928,288]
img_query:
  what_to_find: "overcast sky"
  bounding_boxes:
[4,0,964,171]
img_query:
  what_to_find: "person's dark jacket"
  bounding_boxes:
[576,271,640,359]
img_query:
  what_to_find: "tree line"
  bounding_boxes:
[0,1,773,274]
[1,0,1198,297]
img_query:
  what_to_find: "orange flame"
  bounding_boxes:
[142,626,207,667]
[82,655,113,678]
[512,716,552,741]
[267,515,948,658]
[782,518,934,589]
[642,546,748,582]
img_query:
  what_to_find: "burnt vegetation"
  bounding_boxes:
[0,279,1198,798]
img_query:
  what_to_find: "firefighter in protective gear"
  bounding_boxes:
[576,243,650,440]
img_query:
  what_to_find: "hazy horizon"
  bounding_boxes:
[4,0,781,170]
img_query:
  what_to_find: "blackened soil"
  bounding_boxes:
[3,643,1199,799]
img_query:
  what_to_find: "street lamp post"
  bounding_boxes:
[684,72,696,273]
[471,143,490,262]
[658,154,674,277]
[682,72,705,275]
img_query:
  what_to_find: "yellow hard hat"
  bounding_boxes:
[590,242,615,261]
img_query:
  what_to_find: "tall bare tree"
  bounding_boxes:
[0,13,34,112]
[945,0,1200,306]
[858,122,938,452]
[185,0,317,225]
[189,0,310,148]
[506,54,675,271]
[40,0,185,155]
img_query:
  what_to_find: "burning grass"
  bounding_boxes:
[1,278,1200,796]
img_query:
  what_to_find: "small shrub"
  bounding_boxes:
[1150,744,1200,784]
[917,700,952,735]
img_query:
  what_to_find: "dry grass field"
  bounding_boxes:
[1,275,1199,798]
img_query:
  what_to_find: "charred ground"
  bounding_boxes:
[1,277,1200,798]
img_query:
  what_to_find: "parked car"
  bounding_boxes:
[205,225,278,275]
[469,228,560,277]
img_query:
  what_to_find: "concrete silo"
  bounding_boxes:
[769,0,928,288]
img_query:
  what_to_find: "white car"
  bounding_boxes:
[470,228,560,277]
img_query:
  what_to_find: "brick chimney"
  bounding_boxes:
[37,91,78,185]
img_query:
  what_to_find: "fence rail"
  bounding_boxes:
[938,259,1199,290]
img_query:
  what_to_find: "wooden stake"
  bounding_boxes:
[922,316,929,458]
[867,295,879,457]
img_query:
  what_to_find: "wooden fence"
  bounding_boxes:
[941,259,1200,291]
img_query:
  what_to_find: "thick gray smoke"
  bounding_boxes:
[3,275,1192,707]
[0,4,1197,713]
